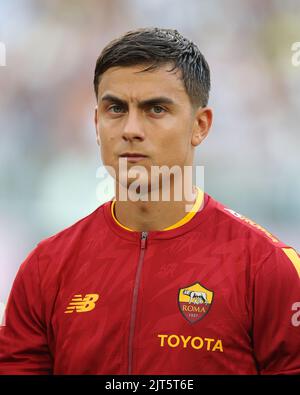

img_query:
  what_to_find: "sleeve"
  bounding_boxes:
[0,247,53,374]
[253,246,300,375]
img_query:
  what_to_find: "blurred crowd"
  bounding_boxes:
[0,0,299,304]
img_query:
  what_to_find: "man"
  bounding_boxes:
[0,28,299,375]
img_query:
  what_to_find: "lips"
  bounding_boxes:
[119,153,148,163]
[120,153,148,158]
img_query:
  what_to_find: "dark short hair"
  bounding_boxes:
[93,28,210,108]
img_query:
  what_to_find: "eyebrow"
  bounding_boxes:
[100,94,175,108]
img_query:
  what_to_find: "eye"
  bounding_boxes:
[150,105,166,114]
[108,104,125,113]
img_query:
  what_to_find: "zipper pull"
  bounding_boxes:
[140,231,148,249]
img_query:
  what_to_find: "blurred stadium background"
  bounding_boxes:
[0,0,299,315]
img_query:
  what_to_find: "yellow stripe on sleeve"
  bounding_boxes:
[282,248,300,278]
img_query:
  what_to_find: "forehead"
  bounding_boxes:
[97,64,189,102]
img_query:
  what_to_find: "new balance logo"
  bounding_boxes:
[64,294,99,314]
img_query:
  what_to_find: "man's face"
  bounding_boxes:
[94,64,210,192]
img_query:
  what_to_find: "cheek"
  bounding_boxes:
[98,121,116,149]
[161,129,189,159]
[101,142,115,167]
[99,133,117,166]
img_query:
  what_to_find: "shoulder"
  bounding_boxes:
[211,196,282,244]
[38,201,109,252]
[20,201,111,276]
[207,194,299,275]
[210,194,291,247]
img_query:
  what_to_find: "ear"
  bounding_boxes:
[94,106,100,146]
[191,107,213,147]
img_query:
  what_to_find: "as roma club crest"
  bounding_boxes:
[178,282,214,324]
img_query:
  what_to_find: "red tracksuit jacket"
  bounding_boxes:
[0,193,299,374]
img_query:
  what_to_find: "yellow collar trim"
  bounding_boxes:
[111,186,204,232]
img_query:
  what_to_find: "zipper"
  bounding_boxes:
[128,231,148,375]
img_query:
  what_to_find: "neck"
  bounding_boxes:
[114,182,198,232]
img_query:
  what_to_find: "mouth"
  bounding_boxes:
[119,153,148,163]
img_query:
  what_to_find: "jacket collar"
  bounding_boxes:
[102,192,215,242]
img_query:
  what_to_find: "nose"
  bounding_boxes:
[122,110,145,142]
